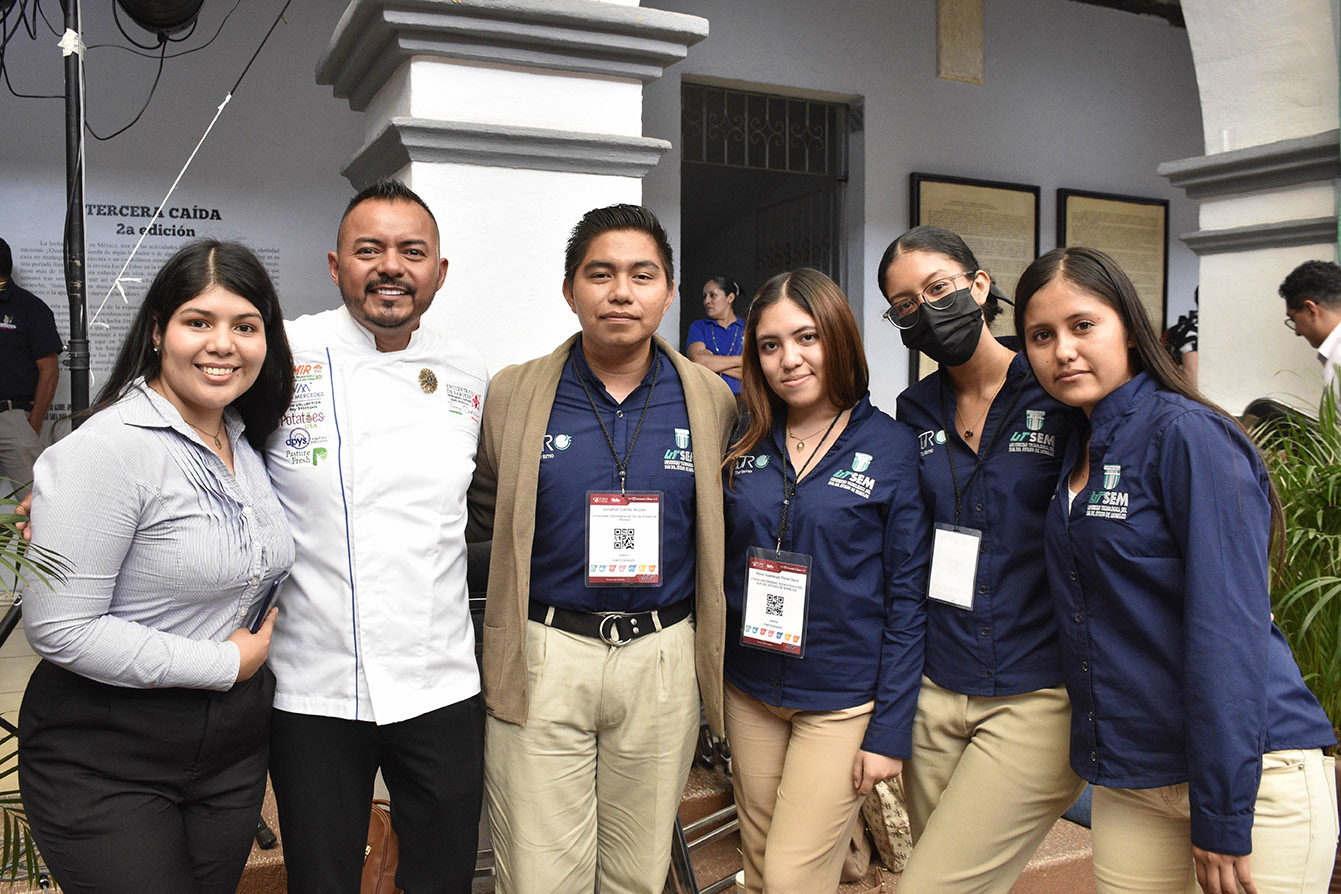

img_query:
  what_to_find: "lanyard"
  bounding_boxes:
[939,371,1025,526]
[707,319,742,356]
[775,411,843,551]
[573,349,660,496]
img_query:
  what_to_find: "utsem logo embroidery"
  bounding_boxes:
[664,428,693,473]
[1009,409,1056,456]
[828,453,876,499]
[1086,463,1130,519]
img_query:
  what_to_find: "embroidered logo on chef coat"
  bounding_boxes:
[1026,409,1045,431]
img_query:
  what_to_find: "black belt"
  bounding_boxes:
[0,399,33,413]
[528,597,693,646]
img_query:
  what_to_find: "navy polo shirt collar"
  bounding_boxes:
[570,336,660,402]
[1089,372,1158,446]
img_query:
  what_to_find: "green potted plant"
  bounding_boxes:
[0,490,70,888]
[1253,388,1341,891]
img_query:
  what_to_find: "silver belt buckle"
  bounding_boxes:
[598,613,635,646]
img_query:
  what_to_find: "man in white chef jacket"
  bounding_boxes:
[264,179,488,894]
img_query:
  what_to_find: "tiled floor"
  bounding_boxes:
[0,594,37,735]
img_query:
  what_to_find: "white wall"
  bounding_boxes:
[5,1,1204,416]
[644,0,1204,411]
[1,1,362,412]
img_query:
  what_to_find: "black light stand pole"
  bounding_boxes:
[62,0,91,424]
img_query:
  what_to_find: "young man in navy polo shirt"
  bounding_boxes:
[0,237,62,497]
[468,205,737,894]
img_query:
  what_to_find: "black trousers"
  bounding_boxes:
[18,660,274,894]
[269,694,485,894]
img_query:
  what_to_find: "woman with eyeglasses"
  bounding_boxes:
[1016,246,1337,894]
[721,268,929,893]
[877,226,1086,894]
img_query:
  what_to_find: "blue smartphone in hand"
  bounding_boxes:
[246,571,289,634]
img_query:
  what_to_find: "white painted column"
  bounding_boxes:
[1160,0,1339,413]
[319,1,707,374]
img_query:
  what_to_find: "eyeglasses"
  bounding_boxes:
[1283,315,1298,332]
[882,271,978,330]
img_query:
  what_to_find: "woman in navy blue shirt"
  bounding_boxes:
[880,226,1086,894]
[1016,246,1337,894]
[721,267,929,893]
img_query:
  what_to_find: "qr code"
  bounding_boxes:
[613,527,636,550]
[765,593,784,617]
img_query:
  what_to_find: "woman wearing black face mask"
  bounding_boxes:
[877,227,1087,894]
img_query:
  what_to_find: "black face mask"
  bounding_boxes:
[899,286,984,366]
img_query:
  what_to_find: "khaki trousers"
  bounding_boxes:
[724,681,873,894]
[898,677,1085,894]
[0,408,41,497]
[485,617,699,894]
[1092,749,1339,894]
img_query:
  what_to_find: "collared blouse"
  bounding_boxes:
[1044,372,1334,855]
[26,380,294,690]
[723,395,930,758]
[896,348,1083,696]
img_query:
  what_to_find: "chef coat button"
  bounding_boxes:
[1081,660,1089,672]
[1069,570,1078,580]
[1090,751,1098,762]
[1074,612,1083,623]
[1087,711,1094,722]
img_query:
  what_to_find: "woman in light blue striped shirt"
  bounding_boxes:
[18,240,296,894]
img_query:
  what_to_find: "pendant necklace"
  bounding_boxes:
[187,419,225,450]
[961,368,1010,439]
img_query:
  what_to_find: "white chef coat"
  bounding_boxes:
[265,306,488,724]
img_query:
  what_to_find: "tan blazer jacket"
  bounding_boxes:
[467,334,738,733]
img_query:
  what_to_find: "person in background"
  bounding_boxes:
[720,267,927,893]
[1279,260,1341,393]
[0,236,62,496]
[1017,246,1338,894]
[18,240,294,893]
[879,226,1086,894]
[687,275,746,394]
[1163,288,1199,389]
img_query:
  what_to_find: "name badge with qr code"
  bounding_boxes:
[586,491,663,587]
[741,546,812,657]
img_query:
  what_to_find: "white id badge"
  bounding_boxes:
[586,491,663,586]
[741,546,812,657]
[927,524,982,610]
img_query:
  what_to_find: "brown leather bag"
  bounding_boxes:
[362,799,402,894]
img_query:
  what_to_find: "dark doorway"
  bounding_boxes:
[678,83,850,352]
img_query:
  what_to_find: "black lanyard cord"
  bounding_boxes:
[940,371,1026,526]
[775,410,843,551]
[574,350,660,496]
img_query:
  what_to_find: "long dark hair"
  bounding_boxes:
[92,240,293,449]
[1013,246,1283,555]
[724,268,867,474]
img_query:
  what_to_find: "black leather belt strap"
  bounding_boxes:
[0,399,34,413]
[527,597,693,646]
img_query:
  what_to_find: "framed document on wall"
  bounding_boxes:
[1057,189,1168,329]
[908,173,1040,382]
